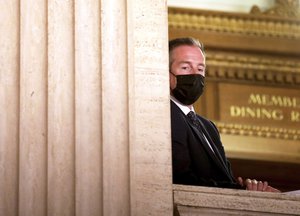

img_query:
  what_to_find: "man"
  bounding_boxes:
[169,37,279,192]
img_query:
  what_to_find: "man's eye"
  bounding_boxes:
[182,66,190,70]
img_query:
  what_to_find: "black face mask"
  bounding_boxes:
[171,73,205,105]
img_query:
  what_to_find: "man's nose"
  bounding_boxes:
[190,67,198,74]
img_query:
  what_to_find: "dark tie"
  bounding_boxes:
[187,111,213,152]
[187,111,203,132]
[187,111,227,167]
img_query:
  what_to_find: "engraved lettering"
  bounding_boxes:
[248,93,300,108]
[291,111,300,122]
[230,106,284,120]
[248,94,265,105]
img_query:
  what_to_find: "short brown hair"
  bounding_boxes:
[169,37,205,67]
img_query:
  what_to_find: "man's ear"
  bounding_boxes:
[169,73,177,91]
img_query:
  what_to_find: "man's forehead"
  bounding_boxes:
[172,46,205,61]
[172,45,203,56]
[173,45,200,51]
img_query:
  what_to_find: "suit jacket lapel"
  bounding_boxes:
[197,118,235,180]
[186,118,229,176]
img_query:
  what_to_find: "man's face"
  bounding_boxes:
[169,45,206,91]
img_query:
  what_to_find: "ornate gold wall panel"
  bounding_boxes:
[216,122,300,141]
[250,0,300,19]
[169,9,300,39]
[169,7,300,55]
[169,5,300,164]
[206,51,300,86]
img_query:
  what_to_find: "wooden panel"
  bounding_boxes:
[75,0,102,215]
[195,82,219,120]
[0,1,19,216]
[229,158,300,192]
[218,83,300,129]
[48,0,75,215]
[222,134,300,164]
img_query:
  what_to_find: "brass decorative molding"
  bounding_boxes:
[250,0,300,19]
[205,52,300,86]
[216,122,300,141]
[168,7,300,40]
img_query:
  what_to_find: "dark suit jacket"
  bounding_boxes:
[171,101,243,189]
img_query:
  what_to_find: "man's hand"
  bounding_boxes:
[238,177,281,192]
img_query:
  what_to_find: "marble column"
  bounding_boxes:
[0,0,172,215]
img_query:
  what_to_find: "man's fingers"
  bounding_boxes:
[251,179,258,191]
[243,178,280,193]
[262,181,268,191]
[266,186,281,193]
[245,178,252,190]
[257,181,264,191]
[237,177,244,186]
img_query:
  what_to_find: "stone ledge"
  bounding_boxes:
[173,184,300,215]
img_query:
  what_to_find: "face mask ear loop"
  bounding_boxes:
[169,71,177,77]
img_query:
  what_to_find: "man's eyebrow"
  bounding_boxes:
[177,61,205,67]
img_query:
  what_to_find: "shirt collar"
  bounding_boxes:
[170,95,195,115]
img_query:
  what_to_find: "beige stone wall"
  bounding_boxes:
[0,0,172,215]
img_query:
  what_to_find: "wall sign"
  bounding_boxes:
[219,83,300,129]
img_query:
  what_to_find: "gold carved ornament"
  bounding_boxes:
[216,122,300,141]
[168,7,300,40]
[205,52,300,86]
[250,0,300,19]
